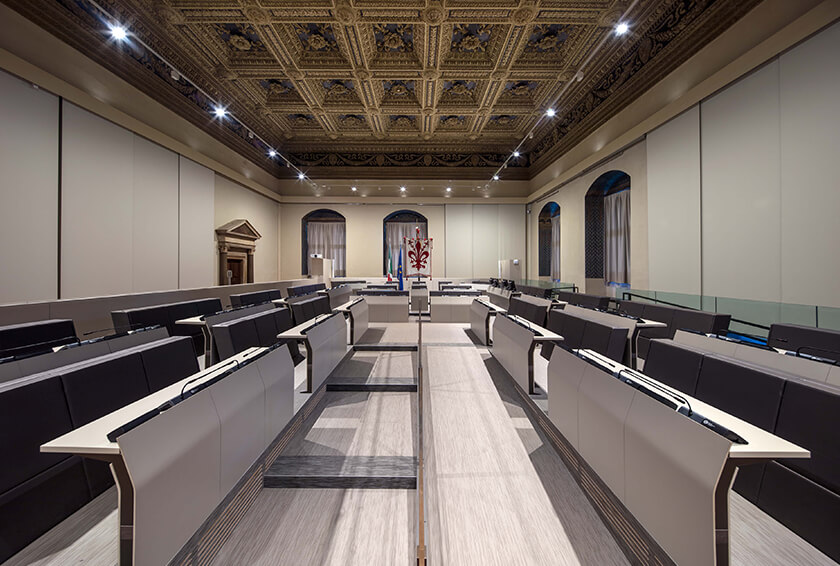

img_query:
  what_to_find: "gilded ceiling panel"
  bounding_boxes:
[4,0,762,180]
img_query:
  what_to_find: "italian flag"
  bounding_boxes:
[386,247,393,281]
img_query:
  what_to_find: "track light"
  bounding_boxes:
[351,186,357,191]
[615,22,629,35]
[513,151,520,158]
[213,106,227,118]
[400,186,406,192]
[446,187,451,192]
[545,108,556,118]
[493,174,500,181]
[298,172,305,180]
[109,24,127,41]
[268,149,276,158]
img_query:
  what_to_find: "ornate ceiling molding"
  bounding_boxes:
[3,0,759,180]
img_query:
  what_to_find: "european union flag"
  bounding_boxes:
[397,248,403,291]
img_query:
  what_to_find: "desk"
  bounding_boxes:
[469,298,505,346]
[277,313,348,392]
[41,346,293,565]
[562,348,808,566]
[491,313,563,394]
[174,315,212,367]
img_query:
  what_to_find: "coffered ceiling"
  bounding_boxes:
[5,0,759,181]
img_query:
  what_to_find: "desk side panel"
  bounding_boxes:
[118,389,221,566]
[256,345,295,444]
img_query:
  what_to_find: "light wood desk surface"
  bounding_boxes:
[578,349,809,461]
[41,348,264,457]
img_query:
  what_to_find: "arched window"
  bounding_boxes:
[302,209,346,277]
[585,170,630,284]
[383,210,427,276]
[538,202,560,279]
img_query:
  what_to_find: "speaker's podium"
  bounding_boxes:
[310,255,333,287]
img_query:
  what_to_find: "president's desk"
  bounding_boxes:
[41,345,296,566]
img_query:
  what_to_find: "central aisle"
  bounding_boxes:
[423,338,629,566]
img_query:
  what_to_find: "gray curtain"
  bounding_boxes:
[307,221,346,277]
[604,190,630,284]
[385,222,426,274]
[550,215,561,281]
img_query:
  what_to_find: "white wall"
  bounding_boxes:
[647,107,702,295]
[179,156,215,289]
[214,175,279,283]
[645,21,840,307]
[445,204,527,278]
[0,70,58,304]
[0,74,275,304]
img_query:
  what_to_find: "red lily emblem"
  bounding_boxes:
[408,238,429,271]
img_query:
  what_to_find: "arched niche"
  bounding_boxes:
[585,170,631,287]
[538,202,560,278]
[302,209,346,276]
[383,210,428,275]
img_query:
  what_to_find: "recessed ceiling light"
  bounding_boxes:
[268,149,277,158]
[213,106,227,118]
[615,22,629,35]
[298,172,305,180]
[109,24,127,41]
[545,108,556,118]
[513,151,520,158]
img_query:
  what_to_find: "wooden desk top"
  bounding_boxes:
[577,349,809,461]
[41,348,265,457]
[277,314,337,341]
[333,298,364,313]
[506,314,564,342]
[174,315,206,326]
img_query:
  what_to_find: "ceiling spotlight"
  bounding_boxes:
[298,172,305,180]
[446,187,451,192]
[109,24,128,41]
[400,186,406,192]
[351,186,357,191]
[493,175,500,181]
[213,106,227,118]
[615,22,629,35]
[170,69,181,81]
[545,108,556,118]
[513,151,520,158]
[268,149,277,158]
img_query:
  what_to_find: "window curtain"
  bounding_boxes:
[550,215,561,281]
[307,221,346,276]
[385,222,427,273]
[604,190,630,284]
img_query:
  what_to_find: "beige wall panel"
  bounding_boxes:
[527,142,647,290]
[214,174,278,282]
[498,204,526,272]
[178,157,215,289]
[0,70,58,304]
[444,204,473,278]
[701,61,781,302]
[472,205,500,278]
[646,107,702,295]
[779,21,840,308]
[132,136,178,292]
[279,204,445,279]
[61,102,134,299]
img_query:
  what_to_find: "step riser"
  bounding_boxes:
[326,383,417,392]
[264,476,416,489]
[353,344,418,352]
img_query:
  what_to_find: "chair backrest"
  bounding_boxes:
[768,324,840,361]
[643,339,705,395]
